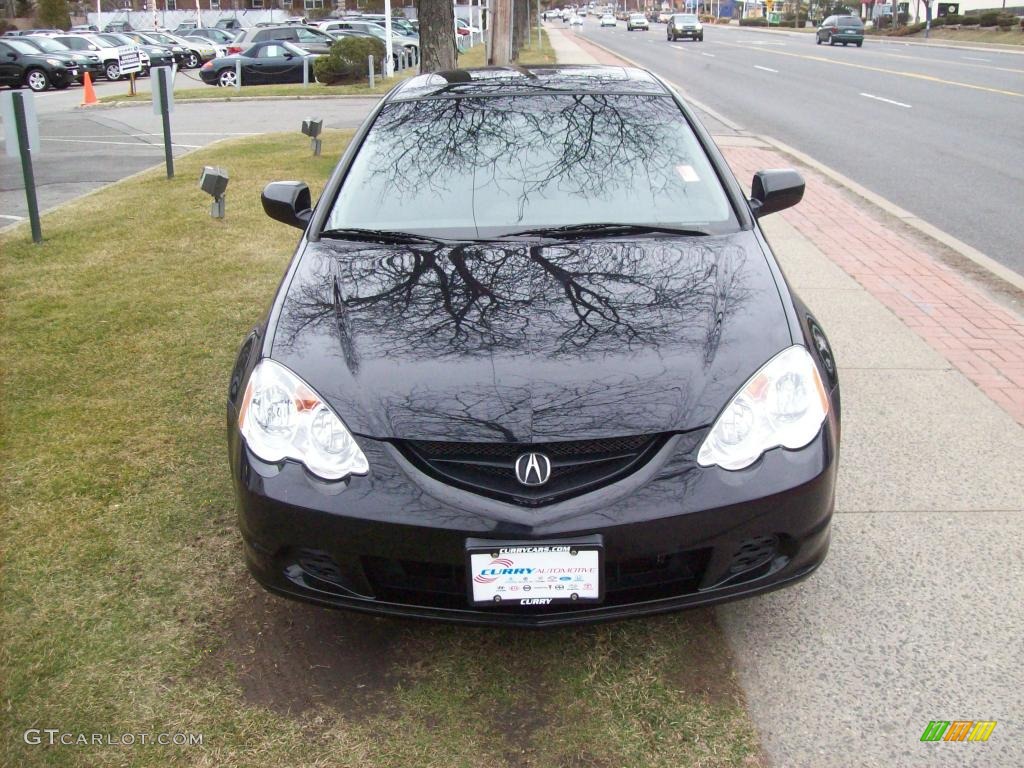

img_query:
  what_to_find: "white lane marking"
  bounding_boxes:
[701,52,715,58]
[859,92,912,108]
[0,214,25,221]
[672,45,686,50]
[963,56,991,62]
[41,137,203,148]
[754,65,779,73]
[748,40,787,46]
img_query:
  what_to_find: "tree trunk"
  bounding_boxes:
[512,0,530,58]
[418,0,458,73]
[489,0,513,65]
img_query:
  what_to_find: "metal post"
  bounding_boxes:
[234,58,241,92]
[12,93,42,244]
[303,56,309,86]
[157,69,174,179]
[368,54,375,88]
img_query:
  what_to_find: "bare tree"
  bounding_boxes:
[418,0,457,73]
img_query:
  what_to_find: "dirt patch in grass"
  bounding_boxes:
[200,579,416,718]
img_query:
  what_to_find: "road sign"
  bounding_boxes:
[118,44,142,76]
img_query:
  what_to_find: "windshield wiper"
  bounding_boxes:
[507,223,711,239]
[319,227,446,245]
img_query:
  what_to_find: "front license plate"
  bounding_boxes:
[466,536,604,607]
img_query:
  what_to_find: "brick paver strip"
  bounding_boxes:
[724,145,1024,425]
[564,30,1024,424]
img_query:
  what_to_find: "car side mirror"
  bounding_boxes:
[749,169,805,218]
[262,181,312,229]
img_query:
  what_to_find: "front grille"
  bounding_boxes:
[396,434,665,506]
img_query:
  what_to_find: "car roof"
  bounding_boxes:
[390,65,671,102]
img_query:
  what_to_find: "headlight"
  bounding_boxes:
[238,359,369,481]
[46,58,62,66]
[697,346,829,471]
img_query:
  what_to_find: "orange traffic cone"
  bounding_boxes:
[81,72,97,107]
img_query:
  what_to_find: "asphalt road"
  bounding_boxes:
[576,22,1024,276]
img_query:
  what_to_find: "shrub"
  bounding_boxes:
[961,14,980,24]
[979,10,1000,26]
[314,36,386,85]
[739,17,767,26]
[995,12,1016,28]
[893,21,926,35]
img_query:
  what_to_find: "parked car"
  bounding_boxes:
[0,37,80,91]
[667,14,703,41]
[125,31,198,67]
[182,35,222,61]
[230,65,840,627]
[103,21,133,33]
[69,24,100,33]
[173,22,198,35]
[185,27,239,46]
[228,25,335,56]
[22,35,103,82]
[317,19,419,52]
[53,33,135,80]
[657,11,671,22]
[199,41,319,87]
[627,13,649,30]
[100,32,174,74]
[817,15,864,46]
[600,13,616,26]
[214,18,243,32]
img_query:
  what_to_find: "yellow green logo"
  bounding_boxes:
[921,721,997,742]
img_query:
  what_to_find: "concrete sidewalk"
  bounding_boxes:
[550,25,1024,767]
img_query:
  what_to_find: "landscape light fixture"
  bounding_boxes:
[199,166,229,219]
[302,117,323,156]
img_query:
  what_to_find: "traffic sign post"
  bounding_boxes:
[151,67,175,179]
[1,91,42,243]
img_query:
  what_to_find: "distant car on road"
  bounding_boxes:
[627,13,649,31]
[199,41,319,87]
[570,14,584,26]
[817,15,864,47]
[0,37,80,91]
[600,13,616,27]
[667,14,703,42]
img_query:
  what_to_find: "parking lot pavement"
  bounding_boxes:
[548,24,1024,767]
[0,97,380,226]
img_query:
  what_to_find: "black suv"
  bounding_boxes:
[0,37,80,91]
[667,14,703,42]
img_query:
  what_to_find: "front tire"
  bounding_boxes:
[105,61,121,80]
[828,34,835,46]
[185,52,200,68]
[816,35,822,44]
[856,41,863,47]
[25,68,49,92]
[217,68,237,88]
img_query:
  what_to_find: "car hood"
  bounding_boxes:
[269,232,792,442]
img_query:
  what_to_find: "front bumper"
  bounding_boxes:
[230,412,838,627]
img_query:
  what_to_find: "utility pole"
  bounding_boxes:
[489,0,512,65]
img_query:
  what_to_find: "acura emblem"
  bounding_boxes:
[515,452,551,486]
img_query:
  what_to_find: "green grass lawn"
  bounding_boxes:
[0,130,763,767]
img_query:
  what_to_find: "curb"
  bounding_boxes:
[86,93,387,110]
[718,23,1024,55]
[573,33,1024,294]
[0,135,239,236]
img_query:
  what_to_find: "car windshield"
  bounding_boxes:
[5,39,39,54]
[676,15,699,22]
[327,94,737,239]
[27,37,67,52]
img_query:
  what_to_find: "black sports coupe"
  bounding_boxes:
[227,66,841,627]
